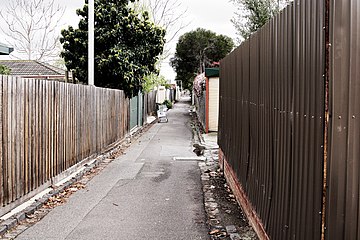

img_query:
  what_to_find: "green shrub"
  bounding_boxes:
[163,100,172,109]
[0,65,10,75]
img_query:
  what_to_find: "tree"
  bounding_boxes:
[132,0,188,84]
[231,0,290,43]
[0,65,11,75]
[170,28,234,90]
[142,73,169,93]
[60,0,166,98]
[132,0,188,58]
[0,0,65,61]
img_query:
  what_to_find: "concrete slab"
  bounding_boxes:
[160,146,192,157]
[202,132,219,149]
[146,116,156,124]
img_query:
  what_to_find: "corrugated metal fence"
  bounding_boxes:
[218,0,360,239]
[0,76,129,215]
[326,1,360,239]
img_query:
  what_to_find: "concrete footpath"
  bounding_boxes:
[15,97,208,240]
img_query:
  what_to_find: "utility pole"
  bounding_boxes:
[88,0,95,86]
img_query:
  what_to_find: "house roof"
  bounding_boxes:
[205,68,219,78]
[0,60,66,77]
[0,43,14,55]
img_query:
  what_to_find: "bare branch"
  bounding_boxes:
[134,0,189,71]
[0,0,65,61]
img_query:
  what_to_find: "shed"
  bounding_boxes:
[205,68,219,132]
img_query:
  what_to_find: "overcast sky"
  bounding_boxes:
[160,0,237,80]
[0,0,84,36]
[0,0,237,81]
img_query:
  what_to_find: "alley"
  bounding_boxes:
[16,97,209,240]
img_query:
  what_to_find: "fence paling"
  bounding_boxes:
[0,77,130,213]
[145,91,157,116]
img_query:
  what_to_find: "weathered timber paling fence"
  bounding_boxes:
[219,0,360,239]
[145,90,157,117]
[0,76,129,215]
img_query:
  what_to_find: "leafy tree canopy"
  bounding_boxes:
[231,0,290,43]
[142,73,169,92]
[0,65,11,75]
[60,0,166,98]
[170,28,234,90]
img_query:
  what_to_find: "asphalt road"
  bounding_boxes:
[16,97,209,240]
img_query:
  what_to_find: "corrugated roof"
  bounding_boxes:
[0,60,65,76]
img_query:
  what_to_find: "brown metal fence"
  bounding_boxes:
[0,76,129,215]
[220,0,360,239]
[326,1,360,239]
[219,0,325,239]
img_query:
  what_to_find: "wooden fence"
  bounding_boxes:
[145,90,157,116]
[0,76,129,214]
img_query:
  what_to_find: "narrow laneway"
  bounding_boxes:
[16,97,208,240]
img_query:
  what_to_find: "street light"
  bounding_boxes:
[88,0,95,86]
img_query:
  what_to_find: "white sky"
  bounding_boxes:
[160,0,237,81]
[0,1,84,32]
[0,0,237,81]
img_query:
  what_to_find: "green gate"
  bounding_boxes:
[130,95,138,130]
[129,92,144,130]
[138,91,143,126]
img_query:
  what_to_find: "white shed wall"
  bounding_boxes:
[208,77,219,131]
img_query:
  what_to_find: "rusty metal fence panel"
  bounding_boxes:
[326,1,360,239]
[219,0,325,239]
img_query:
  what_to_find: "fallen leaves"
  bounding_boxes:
[44,196,66,209]
[108,150,124,159]
[209,228,228,238]
[210,229,220,235]
[44,183,86,209]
